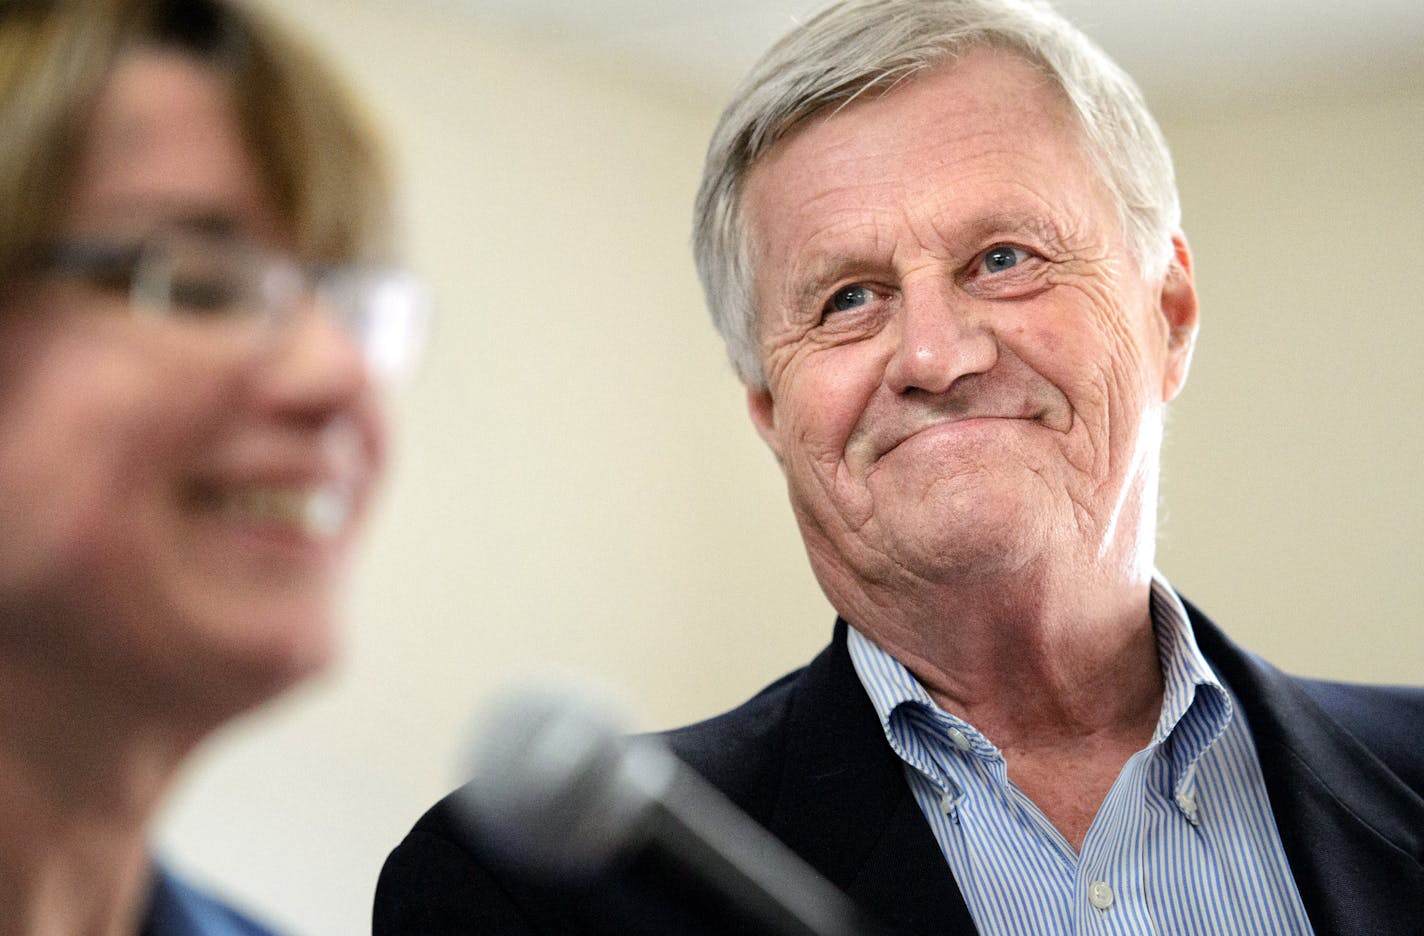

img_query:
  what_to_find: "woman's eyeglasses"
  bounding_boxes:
[36,231,432,380]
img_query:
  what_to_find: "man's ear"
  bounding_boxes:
[1159,232,1200,403]
[746,384,784,465]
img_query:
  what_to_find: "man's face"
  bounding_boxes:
[741,49,1196,601]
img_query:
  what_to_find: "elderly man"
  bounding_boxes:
[377,0,1424,932]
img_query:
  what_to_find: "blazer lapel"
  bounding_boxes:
[765,620,978,935]
[765,610,1424,935]
[1190,603,1424,935]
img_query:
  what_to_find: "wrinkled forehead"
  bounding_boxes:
[754,48,1090,189]
[739,48,1098,251]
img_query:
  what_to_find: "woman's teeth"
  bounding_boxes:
[219,486,348,536]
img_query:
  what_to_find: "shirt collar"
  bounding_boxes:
[847,572,1234,796]
[1148,574,1234,809]
[846,623,984,806]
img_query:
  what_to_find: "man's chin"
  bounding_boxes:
[880,497,1051,582]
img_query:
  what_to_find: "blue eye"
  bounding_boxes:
[827,284,874,314]
[982,245,1028,273]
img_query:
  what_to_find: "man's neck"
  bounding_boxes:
[839,563,1166,851]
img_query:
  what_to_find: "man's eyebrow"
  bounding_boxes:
[788,255,864,311]
[774,209,1079,313]
[945,209,1076,251]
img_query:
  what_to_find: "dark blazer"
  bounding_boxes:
[375,603,1424,934]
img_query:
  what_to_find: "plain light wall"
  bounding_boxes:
[1158,84,1424,680]
[152,1,1423,933]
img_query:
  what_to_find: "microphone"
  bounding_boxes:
[460,686,883,936]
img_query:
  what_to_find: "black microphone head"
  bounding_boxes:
[459,684,676,880]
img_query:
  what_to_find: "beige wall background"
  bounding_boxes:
[152,1,1423,932]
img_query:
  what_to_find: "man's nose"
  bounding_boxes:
[884,279,998,396]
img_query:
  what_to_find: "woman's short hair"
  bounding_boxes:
[0,0,390,283]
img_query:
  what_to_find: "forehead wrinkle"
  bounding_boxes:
[930,204,1077,255]
[913,156,1119,258]
[776,210,899,309]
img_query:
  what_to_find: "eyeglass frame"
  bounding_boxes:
[27,229,432,381]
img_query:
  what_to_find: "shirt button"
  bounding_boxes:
[1088,880,1115,910]
[945,727,971,751]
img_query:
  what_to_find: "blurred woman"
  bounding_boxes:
[0,0,427,931]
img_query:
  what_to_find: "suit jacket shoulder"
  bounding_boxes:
[1295,676,1424,795]
[1186,600,1424,934]
[374,628,972,934]
[655,625,973,933]
[658,663,806,821]
[376,609,1424,935]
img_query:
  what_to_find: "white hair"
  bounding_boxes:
[692,0,1181,387]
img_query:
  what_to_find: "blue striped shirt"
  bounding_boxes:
[847,574,1315,934]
